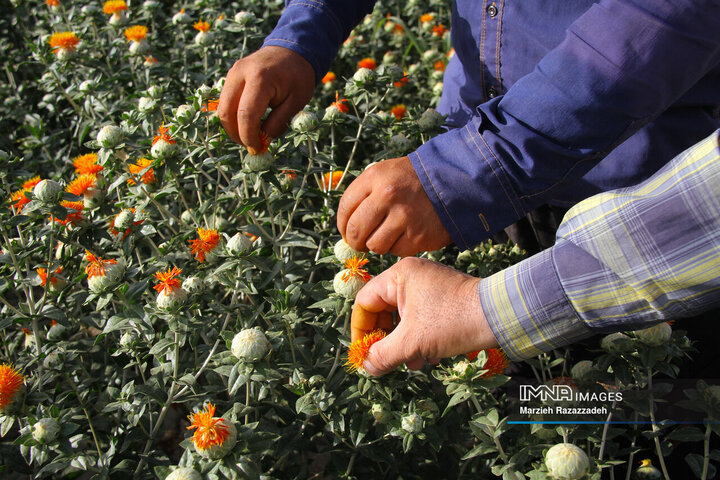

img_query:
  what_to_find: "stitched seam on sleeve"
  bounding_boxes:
[466,124,524,218]
[495,1,504,91]
[414,151,469,248]
[479,0,487,97]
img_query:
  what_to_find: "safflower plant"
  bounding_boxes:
[0,1,716,479]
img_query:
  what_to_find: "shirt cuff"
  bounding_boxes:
[409,111,528,251]
[478,244,592,361]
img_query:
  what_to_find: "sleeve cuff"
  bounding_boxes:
[409,113,527,251]
[478,245,592,361]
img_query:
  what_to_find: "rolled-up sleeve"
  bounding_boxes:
[480,130,720,361]
[411,0,720,250]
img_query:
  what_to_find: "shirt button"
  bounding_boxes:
[488,86,497,98]
[487,3,498,18]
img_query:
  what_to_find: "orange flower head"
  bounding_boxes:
[432,24,447,37]
[144,55,158,65]
[23,176,42,190]
[469,348,508,378]
[330,91,349,114]
[346,329,386,373]
[201,99,219,113]
[341,255,371,283]
[194,21,211,32]
[128,158,155,185]
[153,267,182,295]
[37,266,63,286]
[103,0,127,14]
[109,207,144,238]
[152,124,176,146]
[321,71,336,84]
[124,25,148,42]
[386,21,404,35]
[73,153,103,175]
[47,0,60,6]
[0,364,24,411]
[390,104,407,120]
[322,170,343,190]
[189,228,220,263]
[357,57,376,70]
[393,74,409,88]
[49,32,79,53]
[85,250,118,278]
[11,188,31,213]
[53,201,84,226]
[420,13,434,23]
[187,403,231,450]
[434,60,446,72]
[66,174,97,196]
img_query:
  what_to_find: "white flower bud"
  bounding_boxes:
[234,11,254,24]
[388,134,413,155]
[156,287,188,310]
[382,51,398,64]
[422,49,441,63]
[82,5,100,14]
[231,327,271,362]
[244,151,274,172]
[146,85,162,99]
[79,80,95,94]
[195,419,237,459]
[407,63,421,75]
[401,413,423,434]
[143,1,160,11]
[129,40,150,56]
[172,10,192,25]
[196,84,212,100]
[97,125,123,148]
[138,96,156,113]
[431,69,444,82]
[56,48,76,62]
[227,233,253,256]
[151,138,178,158]
[194,31,213,45]
[323,104,345,121]
[119,331,137,348]
[32,418,60,444]
[545,443,589,480]
[181,276,205,294]
[114,209,135,231]
[180,209,194,224]
[333,270,367,299]
[333,239,361,263]
[33,179,63,204]
[418,108,444,131]
[109,11,127,26]
[290,110,318,133]
[633,322,672,346]
[352,67,375,84]
[600,332,634,354]
[371,403,390,423]
[165,468,202,480]
[88,260,124,294]
[175,104,195,124]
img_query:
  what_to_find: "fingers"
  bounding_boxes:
[262,93,306,139]
[235,80,273,154]
[363,321,418,376]
[218,65,244,144]
[351,306,394,342]
[337,171,373,241]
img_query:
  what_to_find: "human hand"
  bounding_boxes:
[218,46,315,153]
[337,156,452,257]
[351,257,498,376]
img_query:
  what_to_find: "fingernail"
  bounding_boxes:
[247,147,257,155]
[363,347,382,376]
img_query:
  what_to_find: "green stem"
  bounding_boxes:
[701,422,712,480]
[647,368,671,480]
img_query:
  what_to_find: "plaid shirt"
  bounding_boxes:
[480,130,720,360]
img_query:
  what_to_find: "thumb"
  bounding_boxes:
[363,324,416,376]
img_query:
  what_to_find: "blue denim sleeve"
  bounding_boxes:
[410,0,720,250]
[262,0,377,83]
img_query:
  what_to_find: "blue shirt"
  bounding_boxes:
[264,0,720,250]
[480,130,720,360]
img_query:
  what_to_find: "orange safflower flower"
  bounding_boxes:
[346,329,386,373]
[0,364,24,411]
[124,25,148,42]
[37,266,63,286]
[103,0,127,14]
[53,201,84,226]
[188,227,220,263]
[153,267,182,295]
[49,32,79,53]
[194,21,211,33]
[152,124,176,146]
[322,170,343,190]
[144,55,158,65]
[46,0,60,7]
[85,250,117,279]
[341,255,371,283]
[357,57,376,70]
[23,177,42,190]
[321,71,336,84]
[434,60,446,72]
[390,104,407,120]
[393,74,409,88]
[66,174,97,196]
[330,91,349,114]
[432,24,447,37]
[282,170,297,180]
[385,21,404,35]
[187,403,231,450]
[467,348,507,378]
[201,99,219,112]
[244,232,258,242]
[11,189,31,213]
[128,158,155,185]
[420,13,434,23]
[109,208,144,239]
[73,153,103,175]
